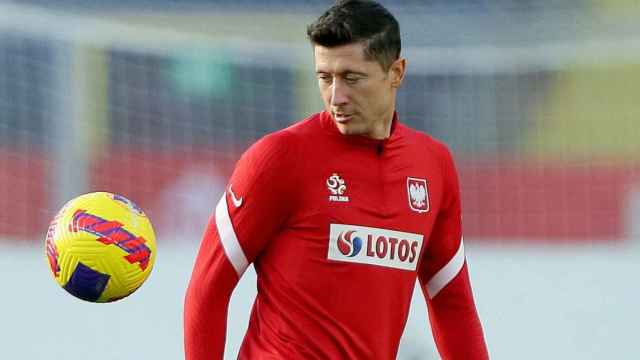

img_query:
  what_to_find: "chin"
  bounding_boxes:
[335,123,359,136]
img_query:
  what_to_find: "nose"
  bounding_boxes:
[331,79,348,107]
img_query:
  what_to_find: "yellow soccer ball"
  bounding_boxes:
[45,192,157,302]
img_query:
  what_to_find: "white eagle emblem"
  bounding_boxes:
[407,177,429,213]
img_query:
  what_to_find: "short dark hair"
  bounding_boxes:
[306,0,401,71]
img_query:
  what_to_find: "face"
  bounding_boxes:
[314,43,405,139]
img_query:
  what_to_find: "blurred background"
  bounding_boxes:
[1,0,639,359]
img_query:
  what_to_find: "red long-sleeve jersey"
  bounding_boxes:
[184,111,488,359]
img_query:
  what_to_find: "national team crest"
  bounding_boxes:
[407,177,429,213]
[327,173,349,202]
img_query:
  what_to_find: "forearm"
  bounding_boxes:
[426,264,488,360]
[184,294,231,359]
[184,220,241,360]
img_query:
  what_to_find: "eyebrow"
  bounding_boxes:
[315,70,368,77]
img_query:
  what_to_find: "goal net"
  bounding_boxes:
[1,1,639,244]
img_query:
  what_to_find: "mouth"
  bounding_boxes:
[333,112,353,123]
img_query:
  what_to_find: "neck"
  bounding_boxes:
[368,110,395,140]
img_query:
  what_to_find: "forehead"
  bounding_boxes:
[314,43,378,73]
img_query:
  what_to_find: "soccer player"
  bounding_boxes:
[184,0,489,359]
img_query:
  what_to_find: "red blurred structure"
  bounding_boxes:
[1,148,637,242]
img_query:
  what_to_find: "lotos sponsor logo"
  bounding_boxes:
[70,209,152,271]
[328,224,424,271]
[337,231,363,257]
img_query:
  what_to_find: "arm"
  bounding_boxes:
[418,146,489,360]
[183,207,243,360]
[184,134,293,360]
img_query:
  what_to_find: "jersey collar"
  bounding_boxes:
[319,110,403,150]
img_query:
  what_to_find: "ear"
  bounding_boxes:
[389,57,406,89]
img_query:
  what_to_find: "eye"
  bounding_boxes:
[344,76,362,84]
[317,74,333,84]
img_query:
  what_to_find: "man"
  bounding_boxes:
[184,1,489,359]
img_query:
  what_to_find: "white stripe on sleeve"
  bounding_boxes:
[215,193,249,277]
[426,237,465,299]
